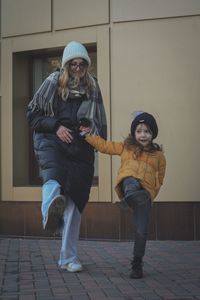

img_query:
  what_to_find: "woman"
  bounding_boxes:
[27,41,107,272]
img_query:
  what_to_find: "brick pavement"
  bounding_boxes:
[0,238,200,300]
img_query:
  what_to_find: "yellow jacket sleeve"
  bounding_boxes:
[85,135,123,155]
[158,152,166,186]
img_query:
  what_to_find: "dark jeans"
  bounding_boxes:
[122,177,151,259]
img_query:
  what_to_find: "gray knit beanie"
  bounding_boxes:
[61,41,91,68]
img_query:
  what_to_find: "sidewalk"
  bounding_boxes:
[0,238,200,300]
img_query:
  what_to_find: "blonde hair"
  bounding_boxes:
[58,63,95,99]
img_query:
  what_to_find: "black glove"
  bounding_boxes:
[78,118,92,128]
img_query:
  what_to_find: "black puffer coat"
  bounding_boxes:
[27,94,95,213]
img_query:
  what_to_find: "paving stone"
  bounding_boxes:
[0,238,200,300]
[51,286,69,296]
[19,294,36,300]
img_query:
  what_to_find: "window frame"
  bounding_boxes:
[1,27,111,202]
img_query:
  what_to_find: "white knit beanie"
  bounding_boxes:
[61,41,91,68]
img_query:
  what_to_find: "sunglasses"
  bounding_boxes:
[69,62,87,70]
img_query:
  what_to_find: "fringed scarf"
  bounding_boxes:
[27,71,107,139]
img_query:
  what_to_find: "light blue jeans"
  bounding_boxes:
[58,198,81,266]
[42,179,81,266]
[42,179,61,229]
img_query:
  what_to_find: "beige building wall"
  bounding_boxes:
[112,0,200,22]
[1,0,200,204]
[1,0,52,37]
[53,0,109,30]
[111,16,200,202]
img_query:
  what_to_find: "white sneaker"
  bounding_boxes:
[44,195,66,232]
[60,261,83,272]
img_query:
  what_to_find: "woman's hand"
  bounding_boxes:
[56,125,73,143]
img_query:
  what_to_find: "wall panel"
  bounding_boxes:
[111,16,200,202]
[53,0,109,30]
[1,0,51,37]
[0,202,198,240]
[156,203,195,240]
[112,0,200,22]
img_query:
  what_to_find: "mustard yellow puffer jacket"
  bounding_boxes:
[85,135,166,201]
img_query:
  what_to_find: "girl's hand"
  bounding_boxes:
[56,125,73,143]
[79,126,91,133]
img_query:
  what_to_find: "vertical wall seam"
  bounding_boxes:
[155,203,158,240]
[193,202,196,240]
[51,0,53,32]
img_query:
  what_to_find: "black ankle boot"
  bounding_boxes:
[130,257,143,279]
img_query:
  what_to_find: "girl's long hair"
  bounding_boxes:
[58,61,95,99]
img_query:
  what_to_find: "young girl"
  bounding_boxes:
[80,112,166,279]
